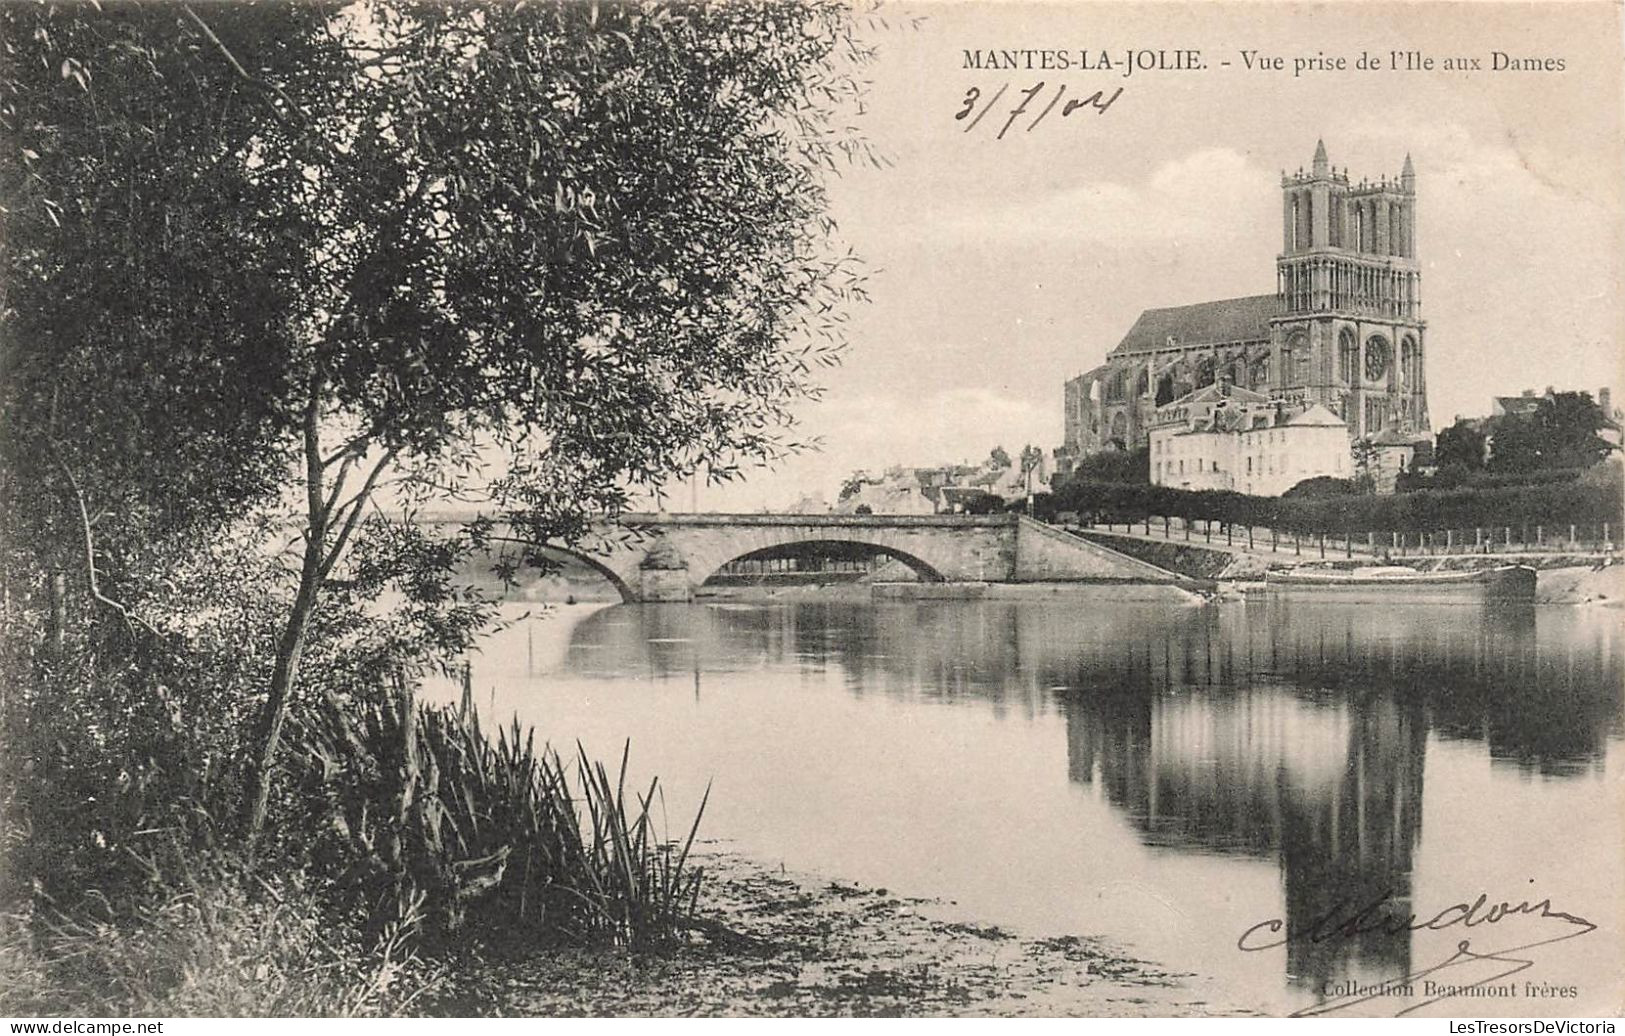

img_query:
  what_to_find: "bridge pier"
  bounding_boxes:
[637,565,692,602]
[635,537,693,601]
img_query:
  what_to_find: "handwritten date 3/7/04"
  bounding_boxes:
[956,82,1124,139]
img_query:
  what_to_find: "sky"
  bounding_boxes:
[689,1,1625,511]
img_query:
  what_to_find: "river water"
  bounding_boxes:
[433,593,1623,1016]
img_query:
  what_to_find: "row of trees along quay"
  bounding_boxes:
[1046,392,1623,555]
[1051,466,1621,546]
[1084,515,1617,559]
[1,1,884,1014]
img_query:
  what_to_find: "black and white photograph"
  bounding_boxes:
[1,0,1622,1022]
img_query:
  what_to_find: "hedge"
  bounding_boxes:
[1054,466,1622,535]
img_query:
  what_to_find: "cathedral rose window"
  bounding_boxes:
[1364,334,1390,381]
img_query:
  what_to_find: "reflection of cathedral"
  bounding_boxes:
[1062,637,1428,989]
[1058,141,1431,471]
[560,598,1620,996]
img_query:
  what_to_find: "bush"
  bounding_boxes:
[1065,446,1149,485]
[1283,476,1355,498]
[1399,466,1586,493]
[290,682,706,950]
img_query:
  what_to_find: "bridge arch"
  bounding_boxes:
[696,538,948,587]
[525,544,639,603]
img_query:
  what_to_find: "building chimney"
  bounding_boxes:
[1600,387,1612,412]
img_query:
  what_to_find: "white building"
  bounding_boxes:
[1150,381,1351,496]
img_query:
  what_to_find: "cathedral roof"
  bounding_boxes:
[1162,380,1270,409]
[1111,295,1278,355]
[1369,426,1418,446]
[1286,404,1347,428]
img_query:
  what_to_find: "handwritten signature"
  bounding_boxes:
[955,82,1124,140]
[1237,889,1597,1017]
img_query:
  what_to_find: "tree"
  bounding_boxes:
[1435,420,1487,474]
[3,1,876,840]
[1018,445,1044,478]
[1282,476,1355,499]
[1487,392,1614,472]
[839,471,874,502]
[1062,445,1150,485]
[989,445,1012,469]
[959,492,1004,515]
[1350,438,1380,494]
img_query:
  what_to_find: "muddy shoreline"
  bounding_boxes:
[427,844,1259,1017]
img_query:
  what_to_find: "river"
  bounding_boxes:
[430,593,1623,1016]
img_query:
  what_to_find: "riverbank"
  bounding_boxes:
[427,844,1255,1017]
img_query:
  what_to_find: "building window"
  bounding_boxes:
[1338,327,1359,383]
[1250,355,1270,388]
[1284,331,1312,386]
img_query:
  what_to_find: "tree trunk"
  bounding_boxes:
[241,523,323,842]
[47,569,66,657]
[242,386,328,844]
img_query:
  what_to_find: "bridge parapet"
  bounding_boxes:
[617,512,1018,529]
[421,510,1178,601]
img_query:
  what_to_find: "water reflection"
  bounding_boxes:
[541,597,1621,1003]
[566,599,1620,774]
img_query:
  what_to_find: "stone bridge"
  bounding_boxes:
[440,512,1182,602]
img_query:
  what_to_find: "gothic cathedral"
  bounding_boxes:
[1057,141,1431,471]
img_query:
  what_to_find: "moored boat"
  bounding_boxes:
[1264,564,1537,603]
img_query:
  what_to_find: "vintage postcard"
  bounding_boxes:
[1,0,1621,1024]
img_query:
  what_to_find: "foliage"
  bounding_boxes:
[1350,438,1380,494]
[958,493,1004,515]
[1060,446,1149,486]
[1,0,876,837]
[291,685,707,950]
[0,529,291,908]
[1282,476,1355,499]
[1053,464,1623,535]
[1016,492,1059,523]
[988,446,1012,469]
[1434,420,1488,473]
[1486,392,1615,472]
[0,851,440,1017]
[838,471,874,502]
[1019,445,1045,475]
[1397,465,1586,494]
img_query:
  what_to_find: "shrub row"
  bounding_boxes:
[1055,468,1622,535]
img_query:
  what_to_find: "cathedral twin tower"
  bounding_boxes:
[1058,140,1431,470]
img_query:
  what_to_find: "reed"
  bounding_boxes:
[291,679,707,949]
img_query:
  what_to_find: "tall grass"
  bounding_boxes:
[0,850,441,1017]
[291,678,708,949]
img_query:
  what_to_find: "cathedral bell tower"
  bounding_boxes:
[1272,141,1429,439]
